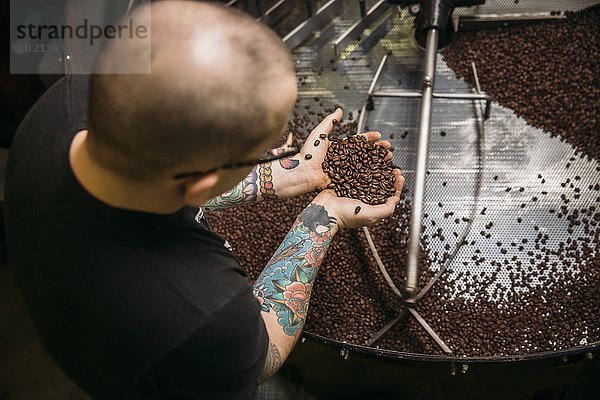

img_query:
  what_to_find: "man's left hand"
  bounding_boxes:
[294,108,394,193]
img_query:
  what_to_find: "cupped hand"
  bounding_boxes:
[311,168,404,229]
[298,108,396,192]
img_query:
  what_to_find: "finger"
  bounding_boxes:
[372,139,393,160]
[309,108,343,139]
[375,140,391,149]
[358,131,382,142]
[285,132,295,147]
[392,169,405,194]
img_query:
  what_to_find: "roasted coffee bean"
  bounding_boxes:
[322,135,396,205]
[320,133,327,139]
[314,140,320,146]
[355,206,361,214]
[305,154,312,160]
[443,6,600,160]
[257,9,600,356]
[207,182,600,358]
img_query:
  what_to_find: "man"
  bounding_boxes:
[4,1,404,399]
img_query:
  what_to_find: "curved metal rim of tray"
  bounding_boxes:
[302,331,600,362]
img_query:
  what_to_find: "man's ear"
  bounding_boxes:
[182,172,219,206]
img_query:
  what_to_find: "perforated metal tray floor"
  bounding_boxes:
[290,3,599,357]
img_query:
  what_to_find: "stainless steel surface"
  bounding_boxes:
[415,61,487,304]
[333,0,392,55]
[258,0,295,26]
[371,90,490,100]
[363,227,404,299]
[452,0,598,16]
[290,1,599,355]
[456,13,566,32]
[367,54,388,96]
[408,308,453,354]
[357,103,368,134]
[405,28,439,301]
[366,311,406,347]
[283,0,344,50]
[357,54,388,134]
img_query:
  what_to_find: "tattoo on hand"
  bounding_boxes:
[279,158,299,170]
[254,204,336,336]
[202,167,259,211]
[259,162,278,200]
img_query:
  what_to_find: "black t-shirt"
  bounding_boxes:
[4,75,268,400]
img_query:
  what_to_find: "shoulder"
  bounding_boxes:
[138,286,268,399]
[6,74,89,190]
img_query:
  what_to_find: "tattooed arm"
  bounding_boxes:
[202,160,305,212]
[202,109,348,212]
[255,200,338,382]
[254,186,403,382]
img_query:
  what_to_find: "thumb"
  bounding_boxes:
[309,108,343,140]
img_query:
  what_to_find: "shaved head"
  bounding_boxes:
[88,0,297,180]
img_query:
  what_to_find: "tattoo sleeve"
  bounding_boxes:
[259,339,282,383]
[202,162,278,212]
[254,204,337,338]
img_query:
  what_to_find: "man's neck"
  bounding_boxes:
[69,130,185,215]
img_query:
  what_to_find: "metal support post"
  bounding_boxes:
[405,28,439,302]
[359,0,367,17]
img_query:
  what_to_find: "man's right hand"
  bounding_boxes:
[311,168,404,229]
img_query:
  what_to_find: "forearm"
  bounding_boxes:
[203,157,310,212]
[253,203,338,382]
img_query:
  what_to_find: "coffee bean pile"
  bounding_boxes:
[442,5,600,161]
[209,95,600,356]
[322,135,396,205]
[208,181,600,356]
[215,8,600,355]
[207,190,427,347]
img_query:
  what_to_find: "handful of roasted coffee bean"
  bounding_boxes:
[322,135,396,205]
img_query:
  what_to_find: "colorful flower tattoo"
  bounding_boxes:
[202,167,259,212]
[254,204,336,337]
[259,162,278,200]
